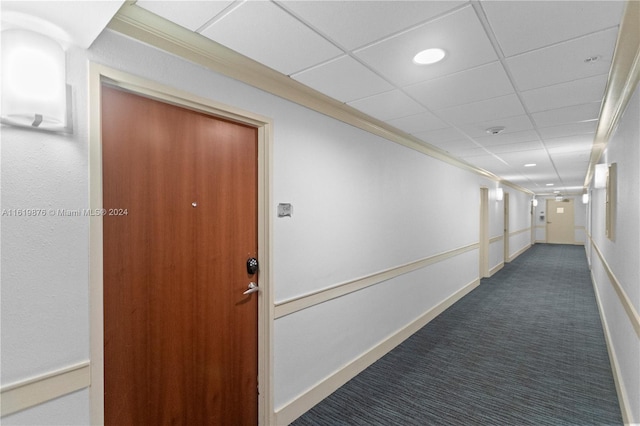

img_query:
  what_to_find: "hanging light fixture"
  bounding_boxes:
[1,29,67,131]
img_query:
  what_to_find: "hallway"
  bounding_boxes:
[294,244,622,425]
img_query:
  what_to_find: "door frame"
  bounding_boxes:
[88,63,273,425]
[503,192,509,263]
[479,187,489,278]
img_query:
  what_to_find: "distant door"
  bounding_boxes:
[101,86,258,425]
[503,192,510,262]
[546,198,575,244]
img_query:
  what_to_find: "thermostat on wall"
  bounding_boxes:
[278,203,293,217]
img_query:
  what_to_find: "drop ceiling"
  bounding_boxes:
[157,0,630,194]
[22,0,629,196]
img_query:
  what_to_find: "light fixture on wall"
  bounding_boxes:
[582,193,589,204]
[1,29,68,131]
[532,198,538,207]
[496,187,504,201]
[594,163,609,188]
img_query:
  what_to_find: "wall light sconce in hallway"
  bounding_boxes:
[1,29,70,132]
[594,163,609,189]
[582,193,589,204]
[496,187,504,201]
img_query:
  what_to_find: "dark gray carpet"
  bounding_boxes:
[292,244,622,425]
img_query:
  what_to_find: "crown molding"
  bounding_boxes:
[585,0,640,187]
[107,3,534,195]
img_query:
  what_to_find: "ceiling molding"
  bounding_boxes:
[107,3,535,195]
[585,0,640,187]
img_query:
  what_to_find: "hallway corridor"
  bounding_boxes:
[294,244,622,425]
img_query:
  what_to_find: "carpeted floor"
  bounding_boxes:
[292,244,622,425]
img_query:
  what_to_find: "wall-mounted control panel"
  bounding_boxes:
[278,203,293,217]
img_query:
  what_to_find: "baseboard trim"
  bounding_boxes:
[590,271,634,425]
[489,262,504,276]
[275,242,478,319]
[508,243,531,263]
[274,278,481,425]
[0,361,90,417]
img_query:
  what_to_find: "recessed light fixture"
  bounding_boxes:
[546,183,554,186]
[524,163,536,167]
[553,190,560,194]
[486,126,505,135]
[413,48,446,65]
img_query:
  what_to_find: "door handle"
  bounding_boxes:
[243,282,259,295]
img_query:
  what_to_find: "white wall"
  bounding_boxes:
[586,84,640,424]
[506,188,533,260]
[1,29,533,423]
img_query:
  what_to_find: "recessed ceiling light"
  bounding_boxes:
[554,190,560,193]
[524,163,536,167]
[546,183,554,186]
[413,48,446,65]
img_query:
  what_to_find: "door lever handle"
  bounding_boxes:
[243,282,259,295]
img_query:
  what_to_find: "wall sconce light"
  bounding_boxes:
[582,193,589,204]
[1,29,68,131]
[495,187,504,201]
[532,198,538,207]
[594,163,608,189]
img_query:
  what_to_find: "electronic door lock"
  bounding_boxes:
[247,257,258,275]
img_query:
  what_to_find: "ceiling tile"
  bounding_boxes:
[436,139,487,158]
[291,56,394,103]
[199,1,342,75]
[538,121,597,139]
[436,94,525,125]
[521,74,608,113]
[405,61,514,110]
[347,90,426,121]
[354,5,497,86]
[462,155,511,172]
[481,0,625,57]
[137,0,233,31]
[543,134,594,152]
[278,0,465,50]
[550,150,592,163]
[506,28,618,91]
[532,102,601,128]
[413,127,469,145]
[475,130,541,148]
[459,115,534,139]
[386,112,448,135]
[486,141,546,154]
[497,149,551,166]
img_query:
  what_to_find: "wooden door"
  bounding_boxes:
[546,198,575,244]
[101,86,258,425]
